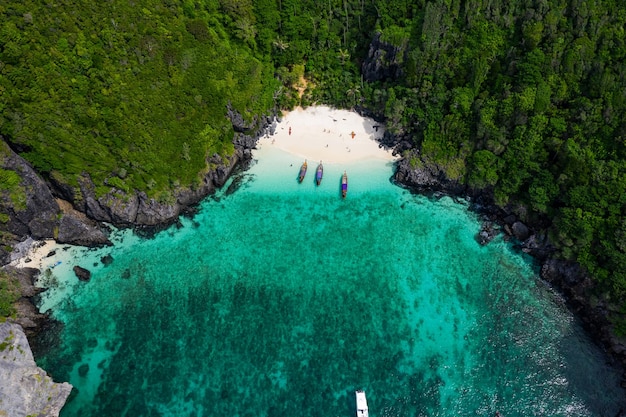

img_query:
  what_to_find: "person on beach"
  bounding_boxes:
[289,126,291,135]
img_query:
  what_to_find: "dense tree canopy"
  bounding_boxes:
[1,0,626,326]
[1,0,278,200]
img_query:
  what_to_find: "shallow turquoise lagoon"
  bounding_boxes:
[35,148,625,417]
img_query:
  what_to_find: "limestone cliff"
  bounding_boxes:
[0,139,111,264]
[0,322,72,417]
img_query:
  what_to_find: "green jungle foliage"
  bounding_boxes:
[1,0,625,320]
[0,269,19,318]
[0,141,27,213]
[0,0,278,200]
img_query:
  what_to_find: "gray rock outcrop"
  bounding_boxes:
[0,140,60,264]
[511,221,530,241]
[73,265,91,282]
[56,199,111,247]
[43,109,275,227]
[0,322,72,417]
[362,32,408,82]
[1,139,113,264]
[394,150,466,196]
[0,266,47,336]
[0,141,59,241]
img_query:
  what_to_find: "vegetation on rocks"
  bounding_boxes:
[1,0,626,328]
[0,269,19,318]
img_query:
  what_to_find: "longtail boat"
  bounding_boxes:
[316,161,323,185]
[298,160,307,183]
[341,171,348,198]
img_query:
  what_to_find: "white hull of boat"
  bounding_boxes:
[355,390,368,417]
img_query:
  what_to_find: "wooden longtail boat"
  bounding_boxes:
[298,160,307,183]
[341,171,348,198]
[316,161,323,185]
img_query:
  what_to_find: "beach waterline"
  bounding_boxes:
[26,108,626,417]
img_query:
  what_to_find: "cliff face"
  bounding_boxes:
[0,141,111,264]
[0,141,60,265]
[1,109,275,259]
[42,110,275,228]
[0,322,72,417]
[361,32,407,82]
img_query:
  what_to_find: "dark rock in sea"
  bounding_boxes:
[101,254,114,266]
[477,222,499,245]
[73,265,91,282]
[511,221,530,241]
[121,269,131,279]
[78,363,89,377]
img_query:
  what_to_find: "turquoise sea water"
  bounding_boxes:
[34,146,625,417]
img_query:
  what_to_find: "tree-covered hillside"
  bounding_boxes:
[1,0,625,326]
[345,0,626,322]
[1,0,278,200]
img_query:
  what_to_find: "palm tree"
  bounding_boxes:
[346,86,361,107]
[273,37,289,51]
[337,48,350,64]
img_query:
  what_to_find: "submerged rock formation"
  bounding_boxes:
[0,322,72,417]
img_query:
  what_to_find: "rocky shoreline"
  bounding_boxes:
[391,147,626,389]
[0,108,278,416]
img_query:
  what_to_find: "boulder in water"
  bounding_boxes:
[511,221,530,241]
[73,265,91,282]
[101,254,114,266]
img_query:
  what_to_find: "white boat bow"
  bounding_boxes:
[355,390,368,417]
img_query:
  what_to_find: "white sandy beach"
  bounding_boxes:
[258,106,395,163]
[9,239,63,270]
